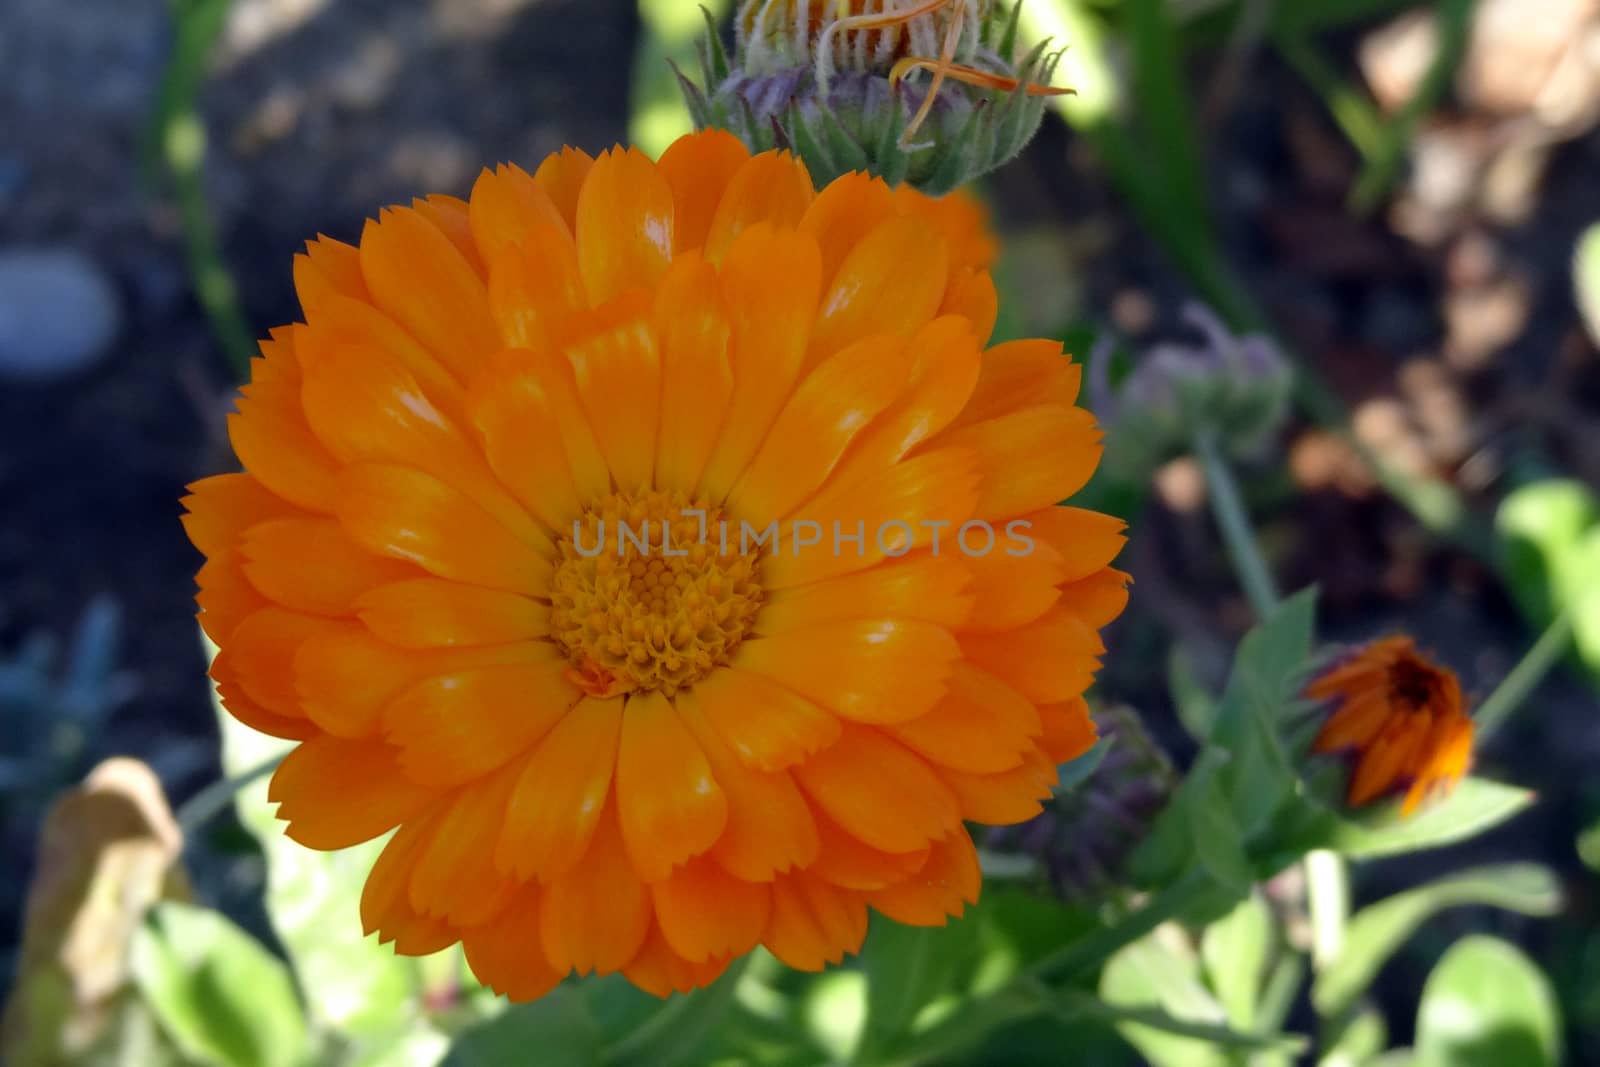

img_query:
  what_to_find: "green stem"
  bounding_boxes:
[1472,612,1575,742]
[175,752,283,837]
[1305,848,1349,973]
[1194,431,1281,619]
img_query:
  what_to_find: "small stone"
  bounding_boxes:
[0,249,121,382]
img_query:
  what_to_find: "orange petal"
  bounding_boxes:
[798,171,898,288]
[734,620,958,725]
[196,555,269,647]
[356,579,549,648]
[336,463,553,594]
[469,163,571,264]
[228,607,341,714]
[1017,506,1127,584]
[575,146,675,304]
[532,146,595,230]
[408,763,522,926]
[654,254,733,493]
[657,129,752,253]
[763,872,868,971]
[651,855,769,962]
[467,346,609,529]
[809,214,950,363]
[293,621,430,738]
[540,801,652,975]
[696,224,823,502]
[794,725,960,853]
[564,309,661,493]
[616,690,728,882]
[703,151,815,263]
[359,206,501,380]
[807,811,929,890]
[865,830,981,926]
[755,553,971,634]
[361,815,454,955]
[498,695,623,880]
[939,405,1103,521]
[182,473,297,559]
[676,692,821,881]
[228,382,338,514]
[1349,718,1431,807]
[893,185,997,272]
[962,604,1103,705]
[385,654,580,787]
[270,736,437,849]
[1038,698,1098,764]
[486,227,586,352]
[939,748,1057,825]
[726,333,915,525]
[941,267,997,344]
[762,447,980,590]
[412,194,485,275]
[209,650,317,740]
[888,663,1040,774]
[297,295,467,419]
[950,339,1082,428]
[624,922,733,997]
[293,235,367,318]
[683,665,840,772]
[1057,567,1131,631]
[957,541,1067,634]
[240,517,416,616]
[461,884,566,1001]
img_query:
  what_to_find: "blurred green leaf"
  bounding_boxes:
[1577,222,1600,346]
[1100,935,1231,1067]
[1282,777,1536,861]
[1313,863,1563,1019]
[632,0,732,155]
[443,988,601,1067]
[1166,643,1218,742]
[1322,1006,1388,1067]
[1496,479,1600,626]
[130,902,310,1067]
[1056,735,1112,791]
[1200,893,1273,1030]
[1131,748,1251,893]
[604,958,751,1067]
[857,916,981,1062]
[1414,935,1562,1067]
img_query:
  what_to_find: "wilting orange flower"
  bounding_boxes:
[1307,636,1475,815]
[182,129,1126,1000]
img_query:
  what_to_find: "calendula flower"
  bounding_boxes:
[182,129,1126,1000]
[1306,636,1475,815]
[679,0,1070,192]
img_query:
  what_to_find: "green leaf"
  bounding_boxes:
[603,957,752,1067]
[1208,589,1317,835]
[1166,643,1218,742]
[1323,1006,1388,1067]
[1415,935,1562,1067]
[1131,748,1251,893]
[1577,222,1600,347]
[1313,863,1563,1018]
[443,988,603,1067]
[1099,935,1231,1067]
[1281,777,1537,861]
[1495,478,1600,627]
[208,656,449,1045]
[857,915,982,1060]
[1056,735,1112,791]
[130,902,310,1067]
[1200,893,1273,1030]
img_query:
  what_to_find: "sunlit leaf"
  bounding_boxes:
[1200,893,1273,1030]
[1414,935,1562,1067]
[130,902,310,1067]
[1278,777,1536,861]
[1577,223,1600,347]
[1100,935,1231,1067]
[856,916,982,1062]
[1313,863,1562,1018]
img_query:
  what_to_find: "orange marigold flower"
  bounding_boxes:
[181,129,1126,1001]
[1307,636,1475,816]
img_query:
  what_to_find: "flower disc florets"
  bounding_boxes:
[677,1,1067,193]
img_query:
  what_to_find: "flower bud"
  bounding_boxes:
[986,705,1176,906]
[675,2,1068,193]
[1094,303,1294,480]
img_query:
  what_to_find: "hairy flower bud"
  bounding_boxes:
[986,705,1176,906]
[675,1,1068,193]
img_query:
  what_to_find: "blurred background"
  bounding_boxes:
[2,0,1599,1061]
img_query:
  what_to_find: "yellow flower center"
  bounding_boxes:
[550,490,765,698]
